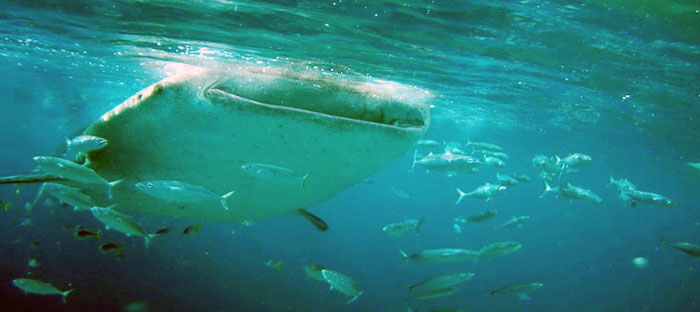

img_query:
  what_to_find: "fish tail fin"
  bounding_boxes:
[346,294,361,304]
[608,174,614,187]
[62,289,75,303]
[410,150,419,173]
[301,172,311,189]
[220,190,236,210]
[415,217,425,233]
[28,183,48,214]
[399,250,410,263]
[518,293,532,301]
[144,235,151,249]
[455,187,467,205]
[106,179,123,199]
[539,181,552,198]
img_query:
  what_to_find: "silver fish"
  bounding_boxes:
[41,183,95,210]
[33,156,121,198]
[454,210,499,223]
[407,272,474,294]
[135,180,235,210]
[322,269,363,304]
[411,150,482,174]
[382,218,424,236]
[466,141,502,152]
[483,156,506,167]
[540,182,601,204]
[400,248,480,264]
[478,241,522,257]
[13,278,74,303]
[66,135,108,153]
[494,216,530,229]
[91,205,154,247]
[455,183,506,204]
[240,163,310,189]
[490,282,543,300]
[495,173,518,186]
[408,287,460,300]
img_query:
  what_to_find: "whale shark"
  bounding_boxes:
[1,64,431,229]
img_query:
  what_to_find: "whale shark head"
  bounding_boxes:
[82,64,431,222]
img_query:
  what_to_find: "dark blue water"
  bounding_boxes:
[1,1,699,311]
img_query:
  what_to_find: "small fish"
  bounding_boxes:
[454,210,499,223]
[560,153,592,168]
[490,282,543,300]
[416,139,442,147]
[183,225,200,234]
[661,239,700,257]
[27,257,41,268]
[12,278,74,303]
[400,248,480,264]
[304,263,326,282]
[382,218,424,236]
[408,287,460,300]
[479,150,509,159]
[608,175,637,193]
[265,260,284,271]
[33,156,122,198]
[74,228,101,240]
[0,200,11,212]
[41,183,96,211]
[494,216,531,229]
[483,156,506,167]
[624,190,673,207]
[390,186,410,200]
[540,181,602,204]
[91,206,154,247]
[240,163,310,189]
[412,150,482,174]
[453,223,462,234]
[514,173,530,182]
[99,243,124,257]
[466,141,503,152]
[155,228,170,235]
[407,272,474,295]
[495,173,518,186]
[135,180,235,210]
[455,183,506,204]
[478,241,522,257]
[321,269,363,304]
[66,135,108,153]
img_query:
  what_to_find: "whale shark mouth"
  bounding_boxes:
[204,72,429,130]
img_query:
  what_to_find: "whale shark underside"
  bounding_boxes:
[1,64,431,229]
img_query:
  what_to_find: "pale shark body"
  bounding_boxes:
[2,65,431,225]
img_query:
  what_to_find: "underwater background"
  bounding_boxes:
[0,0,699,311]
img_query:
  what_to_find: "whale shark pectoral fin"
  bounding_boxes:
[296,209,328,232]
[0,173,64,184]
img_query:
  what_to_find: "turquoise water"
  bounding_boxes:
[1,1,699,311]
